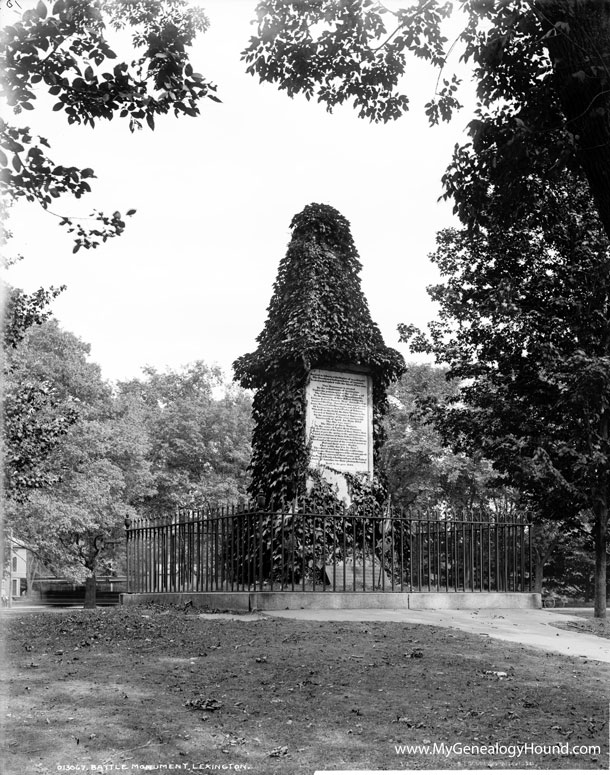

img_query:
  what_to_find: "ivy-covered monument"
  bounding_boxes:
[124,209,534,601]
[233,203,405,506]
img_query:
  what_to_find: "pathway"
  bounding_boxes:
[264,607,610,663]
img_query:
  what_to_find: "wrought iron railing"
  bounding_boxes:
[125,505,532,594]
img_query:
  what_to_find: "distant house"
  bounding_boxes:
[2,537,28,604]
[2,536,126,606]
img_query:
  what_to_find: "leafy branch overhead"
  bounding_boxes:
[244,1,610,239]
[0,0,217,250]
[243,0,453,123]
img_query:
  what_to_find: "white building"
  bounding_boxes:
[2,538,28,605]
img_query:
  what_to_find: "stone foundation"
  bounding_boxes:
[120,591,541,611]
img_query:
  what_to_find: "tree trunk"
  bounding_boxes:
[593,502,608,619]
[530,523,556,595]
[26,556,38,598]
[84,574,96,609]
[539,0,610,241]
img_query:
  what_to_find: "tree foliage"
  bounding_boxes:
[118,363,253,514]
[0,0,216,251]
[3,283,64,348]
[234,203,404,504]
[382,364,516,512]
[244,1,610,238]
[401,172,610,615]
[5,321,253,602]
[541,526,597,602]
[5,318,153,600]
[244,0,452,122]
[2,285,78,499]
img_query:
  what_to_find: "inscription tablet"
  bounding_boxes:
[305,368,373,476]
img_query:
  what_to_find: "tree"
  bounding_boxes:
[1,0,217,603]
[1,282,73,601]
[1,0,216,252]
[3,283,64,349]
[542,528,597,602]
[382,364,516,512]
[402,173,610,617]
[5,318,154,607]
[2,285,79,500]
[6,324,252,604]
[529,521,586,597]
[233,203,404,504]
[12,409,153,607]
[385,368,586,597]
[118,362,253,514]
[243,1,610,239]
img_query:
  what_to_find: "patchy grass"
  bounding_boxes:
[1,605,608,774]
[553,610,610,640]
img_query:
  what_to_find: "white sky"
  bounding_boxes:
[5,0,473,384]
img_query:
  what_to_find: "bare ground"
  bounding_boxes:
[1,605,608,774]
[552,610,610,639]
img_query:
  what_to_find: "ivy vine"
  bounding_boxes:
[233,203,405,506]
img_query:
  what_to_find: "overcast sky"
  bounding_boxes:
[6,0,473,384]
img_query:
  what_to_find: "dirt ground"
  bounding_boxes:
[553,610,610,639]
[2,605,608,774]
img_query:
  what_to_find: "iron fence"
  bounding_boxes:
[125,505,532,594]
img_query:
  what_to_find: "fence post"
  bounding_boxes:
[124,517,132,594]
[255,492,266,592]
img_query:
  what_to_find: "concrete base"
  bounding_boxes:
[408,592,540,610]
[120,591,541,611]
